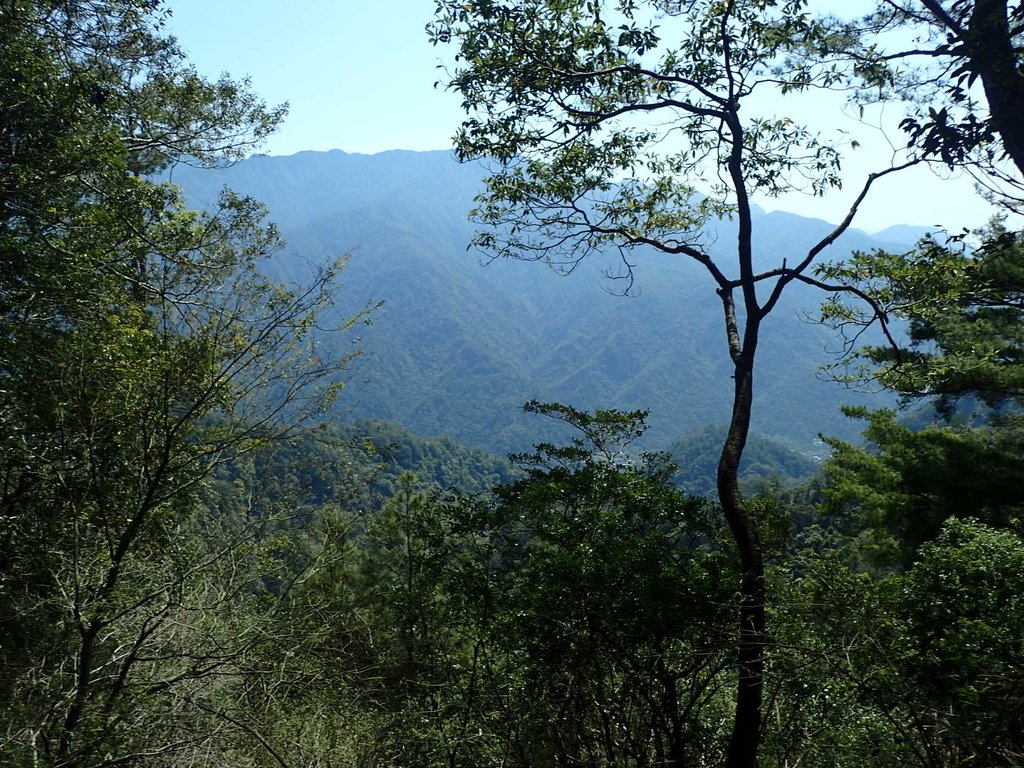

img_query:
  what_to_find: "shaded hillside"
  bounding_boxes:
[203,419,515,523]
[668,425,821,498]
[173,150,913,455]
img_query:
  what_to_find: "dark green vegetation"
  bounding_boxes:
[3,1,1024,767]
[669,425,820,499]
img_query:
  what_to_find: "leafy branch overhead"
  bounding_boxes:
[809,1,1024,202]
[429,0,892,286]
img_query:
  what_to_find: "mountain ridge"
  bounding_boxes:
[172,149,911,455]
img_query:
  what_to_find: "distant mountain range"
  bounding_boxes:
[172,149,928,457]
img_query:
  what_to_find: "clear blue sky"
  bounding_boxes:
[166,0,1000,234]
[166,0,466,155]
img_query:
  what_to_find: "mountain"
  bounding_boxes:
[668,425,822,498]
[172,149,913,456]
[871,223,940,245]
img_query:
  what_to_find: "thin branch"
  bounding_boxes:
[188,699,294,768]
[557,62,732,109]
[559,95,728,126]
[918,0,967,36]
[791,273,903,354]
[759,158,921,320]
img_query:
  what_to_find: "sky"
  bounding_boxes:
[165,0,1002,234]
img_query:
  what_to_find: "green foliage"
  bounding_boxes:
[668,424,819,498]
[768,520,1024,767]
[447,404,736,766]
[349,476,490,767]
[765,545,921,768]
[0,2,359,765]
[205,419,515,529]
[821,408,1024,560]
[763,520,1024,767]
[351,419,516,496]
[817,225,1024,565]
[6,0,1020,764]
[429,0,848,272]
[267,405,736,767]
[818,227,1024,410]
[894,519,1024,765]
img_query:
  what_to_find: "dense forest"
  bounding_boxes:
[2,2,1023,767]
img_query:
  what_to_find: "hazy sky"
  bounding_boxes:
[166,0,1001,233]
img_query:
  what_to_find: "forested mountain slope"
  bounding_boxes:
[669,424,821,498]
[174,149,920,454]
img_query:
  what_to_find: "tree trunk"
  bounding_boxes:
[718,347,765,768]
[964,0,1024,179]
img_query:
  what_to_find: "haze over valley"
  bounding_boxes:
[174,148,925,457]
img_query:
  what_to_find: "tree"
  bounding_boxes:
[893,518,1024,765]
[808,114,1024,564]
[773,518,1024,766]
[818,224,1024,408]
[428,2,917,763]
[764,543,921,768]
[810,3,1024,400]
[822,1,1024,200]
[451,403,734,766]
[820,407,1024,561]
[353,474,473,766]
[0,2,365,764]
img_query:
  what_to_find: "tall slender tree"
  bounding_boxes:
[429,2,917,764]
